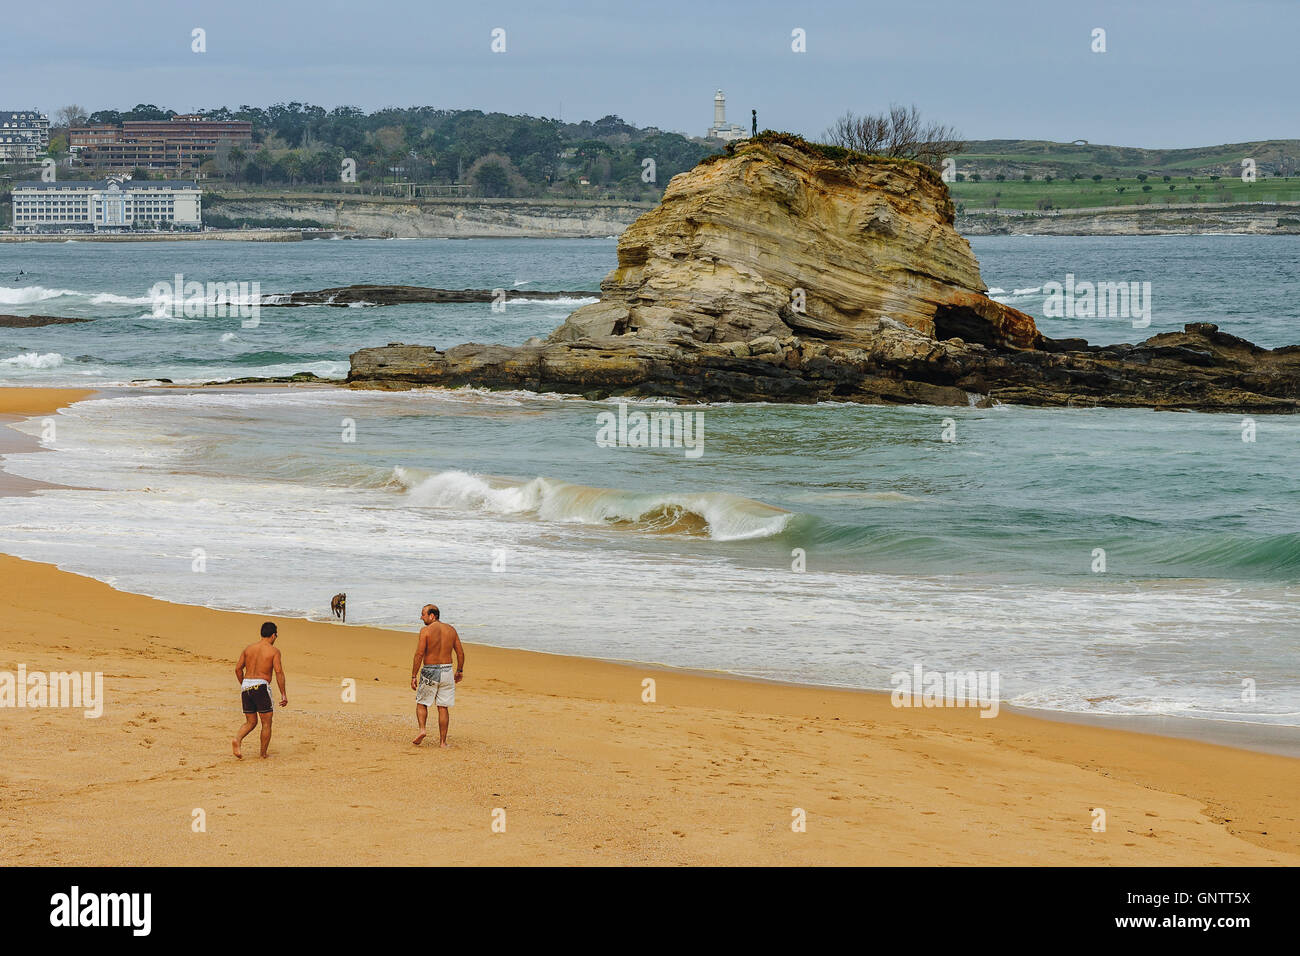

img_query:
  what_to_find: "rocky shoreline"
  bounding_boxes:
[0,314,92,328]
[959,203,1300,236]
[348,323,1300,412]
[261,285,598,307]
[205,194,651,239]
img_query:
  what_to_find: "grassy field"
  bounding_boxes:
[950,138,1300,211]
[956,138,1299,175]
[949,175,1300,212]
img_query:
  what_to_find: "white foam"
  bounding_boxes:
[0,284,155,306]
[0,285,80,305]
[1,351,64,369]
[505,296,599,306]
[989,285,1044,304]
[89,292,154,305]
[395,468,792,541]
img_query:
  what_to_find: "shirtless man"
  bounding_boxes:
[233,621,288,758]
[411,604,464,747]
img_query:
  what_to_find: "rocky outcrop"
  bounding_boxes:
[348,323,1300,411]
[0,314,92,327]
[347,135,1300,411]
[548,137,1040,350]
[262,285,597,307]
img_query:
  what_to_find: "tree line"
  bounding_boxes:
[62,103,719,199]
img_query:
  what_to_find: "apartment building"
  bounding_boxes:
[71,115,253,172]
[0,135,39,162]
[0,110,50,162]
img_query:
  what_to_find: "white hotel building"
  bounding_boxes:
[11,179,202,232]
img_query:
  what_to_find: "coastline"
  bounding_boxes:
[10,203,1297,242]
[0,388,97,495]
[958,201,1300,236]
[2,387,1299,865]
[2,548,1297,865]
[0,229,333,243]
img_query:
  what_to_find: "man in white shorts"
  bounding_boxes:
[233,621,287,759]
[410,603,464,748]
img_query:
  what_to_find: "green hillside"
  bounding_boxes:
[950,139,1300,211]
[955,138,1300,179]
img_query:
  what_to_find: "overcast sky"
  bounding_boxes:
[7,0,1294,148]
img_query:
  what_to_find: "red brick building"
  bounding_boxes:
[71,115,253,172]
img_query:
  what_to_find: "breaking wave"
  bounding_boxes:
[0,284,154,307]
[1,351,64,369]
[391,468,793,540]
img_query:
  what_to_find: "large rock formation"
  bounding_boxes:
[547,137,1040,350]
[348,135,1300,411]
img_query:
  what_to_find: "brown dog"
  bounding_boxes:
[330,593,346,622]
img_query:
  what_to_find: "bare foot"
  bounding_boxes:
[260,752,269,759]
[440,741,449,748]
[232,740,242,759]
[412,733,426,746]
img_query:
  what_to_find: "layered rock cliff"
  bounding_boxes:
[547,137,1040,350]
[211,195,651,238]
[959,205,1300,236]
[348,135,1300,411]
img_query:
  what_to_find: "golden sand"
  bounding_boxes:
[0,388,98,417]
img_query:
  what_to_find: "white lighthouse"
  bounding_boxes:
[706,89,748,142]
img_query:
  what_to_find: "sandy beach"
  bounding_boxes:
[1,387,1298,866]
[0,389,97,496]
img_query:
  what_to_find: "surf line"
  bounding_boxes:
[890,662,1000,718]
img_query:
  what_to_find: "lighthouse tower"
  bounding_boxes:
[706,89,748,141]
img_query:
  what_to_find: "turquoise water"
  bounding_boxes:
[0,236,1297,727]
[2,235,1299,383]
[0,237,605,383]
[979,234,1300,346]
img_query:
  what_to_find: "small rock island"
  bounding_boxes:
[349,133,1300,411]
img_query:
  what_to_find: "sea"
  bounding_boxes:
[1,235,1298,729]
